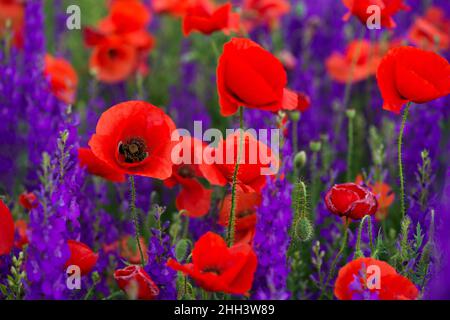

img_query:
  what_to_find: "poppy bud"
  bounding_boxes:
[294,151,307,168]
[325,183,378,220]
[114,265,160,300]
[346,109,356,119]
[289,111,301,122]
[295,216,313,242]
[65,240,98,276]
[309,141,322,152]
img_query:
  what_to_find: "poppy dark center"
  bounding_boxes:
[203,267,221,275]
[237,209,253,219]
[177,165,196,179]
[118,138,148,164]
[108,48,118,59]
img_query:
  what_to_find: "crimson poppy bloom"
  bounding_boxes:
[78,147,126,183]
[408,6,450,51]
[199,131,279,192]
[355,175,394,221]
[18,191,38,210]
[107,0,151,34]
[335,257,419,300]
[0,199,14,256]
[114,265,160,300]
[325,183,378,220]
[183,2,238,36]
[119,235,148,265]
[241,0,290,32]
[44,54,78,105]
[0,0,24,48]
[376,46,450,113]
[65,240,99,276]
[167,231,257,295]
[342,0,409,29]
[152,0,193,17]
[88,101,176,179]
[217,38,300,116]
[14,219,29,250]
[326,40,386,84]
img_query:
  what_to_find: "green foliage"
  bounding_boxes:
[0,251,26,300]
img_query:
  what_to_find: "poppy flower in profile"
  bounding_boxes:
[44,54,78,105]
[217,38,300,116]
[408,6,450,51]
[114,265,160,300]
[14,219,29,250]
[119,235,148,265]
[341,0,409,29]
[326,40,386,84]
[199,131,279,192]
[88,101,176,179]
[325,183,378,220]
[167,231,257,295]
[164,136,216,217]
[376,46,450,114]
[18,192,38,210]
[183,2,239,36]
[78,147,126,183]
[0,199,14,256]
[355,175,394,221]
[241,0,290,32]
[335,257,419,300]
[0,0,24,48]
[65,240,99,276]
[218,190,260,244]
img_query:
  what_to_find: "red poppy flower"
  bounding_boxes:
[114,265,160,300]
[14,219,28,250]
[167,231,257,295]
[0,0,24,48]
[199,131,279,192]
[89,35,138,84]
[326,40,386,84]
[408,6,450,51]
[78,147,126,183]
[65,240,99,276]
[376,46,450,113]
[0,199,14,256]
[152,0,193,17]
[88,101,176,179]
[342,0,409,29]
[119,235,148,265]
[217,38,300,116]
[18,191,38,210]
[325,183,378,220]
[44,54,78,105]
[107,0,151,34]
[335,257,419,300]
[241,0,290,32]
[218,190,260,232]
[183,2,238,36]
[355,175,394,221]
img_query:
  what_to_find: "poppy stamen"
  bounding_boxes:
[203,267,221,275]
[118,138,148,163]
[177,165,196,179]
[237,209,253,218]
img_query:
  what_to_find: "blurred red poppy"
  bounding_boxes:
[325,183,378,220]
[0,199,14,256]
[342,0,409,29]
[44,54,78,105]
[376,46,450,113]
[107,0,151,34]
[164,136,216,217]
[199,131,279,192]
[65,240,98,276]
[114,265,159,300]
[14,219,28,250]
[355,175,394,221]
[0,0,24,48]
[335,257,419,300]
[217,38,299,116]
[19,192,38,210]
[183,2,238,36]
[241,0,290,32]
[88,101,176,179]
[167,231,257,295]
[408,6,450,51]
[78,147,126,183]
[152,0,193,17]
[119,235,148,265]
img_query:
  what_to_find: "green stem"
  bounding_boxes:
[129,176,146,267]
[292,118,299,177]
[355,215,371,258]
[398,104,410,219]
[226,107,244,247]
[346,113,354,181]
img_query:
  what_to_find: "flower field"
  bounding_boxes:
[0,0,449,301]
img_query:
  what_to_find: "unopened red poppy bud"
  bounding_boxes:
[294,151,307,168]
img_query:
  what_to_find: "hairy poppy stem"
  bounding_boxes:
[346,109,355,181]
[227,107,244,247]
[398,104,410,219]
[129,176,146,267]
[355,215,374,258]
